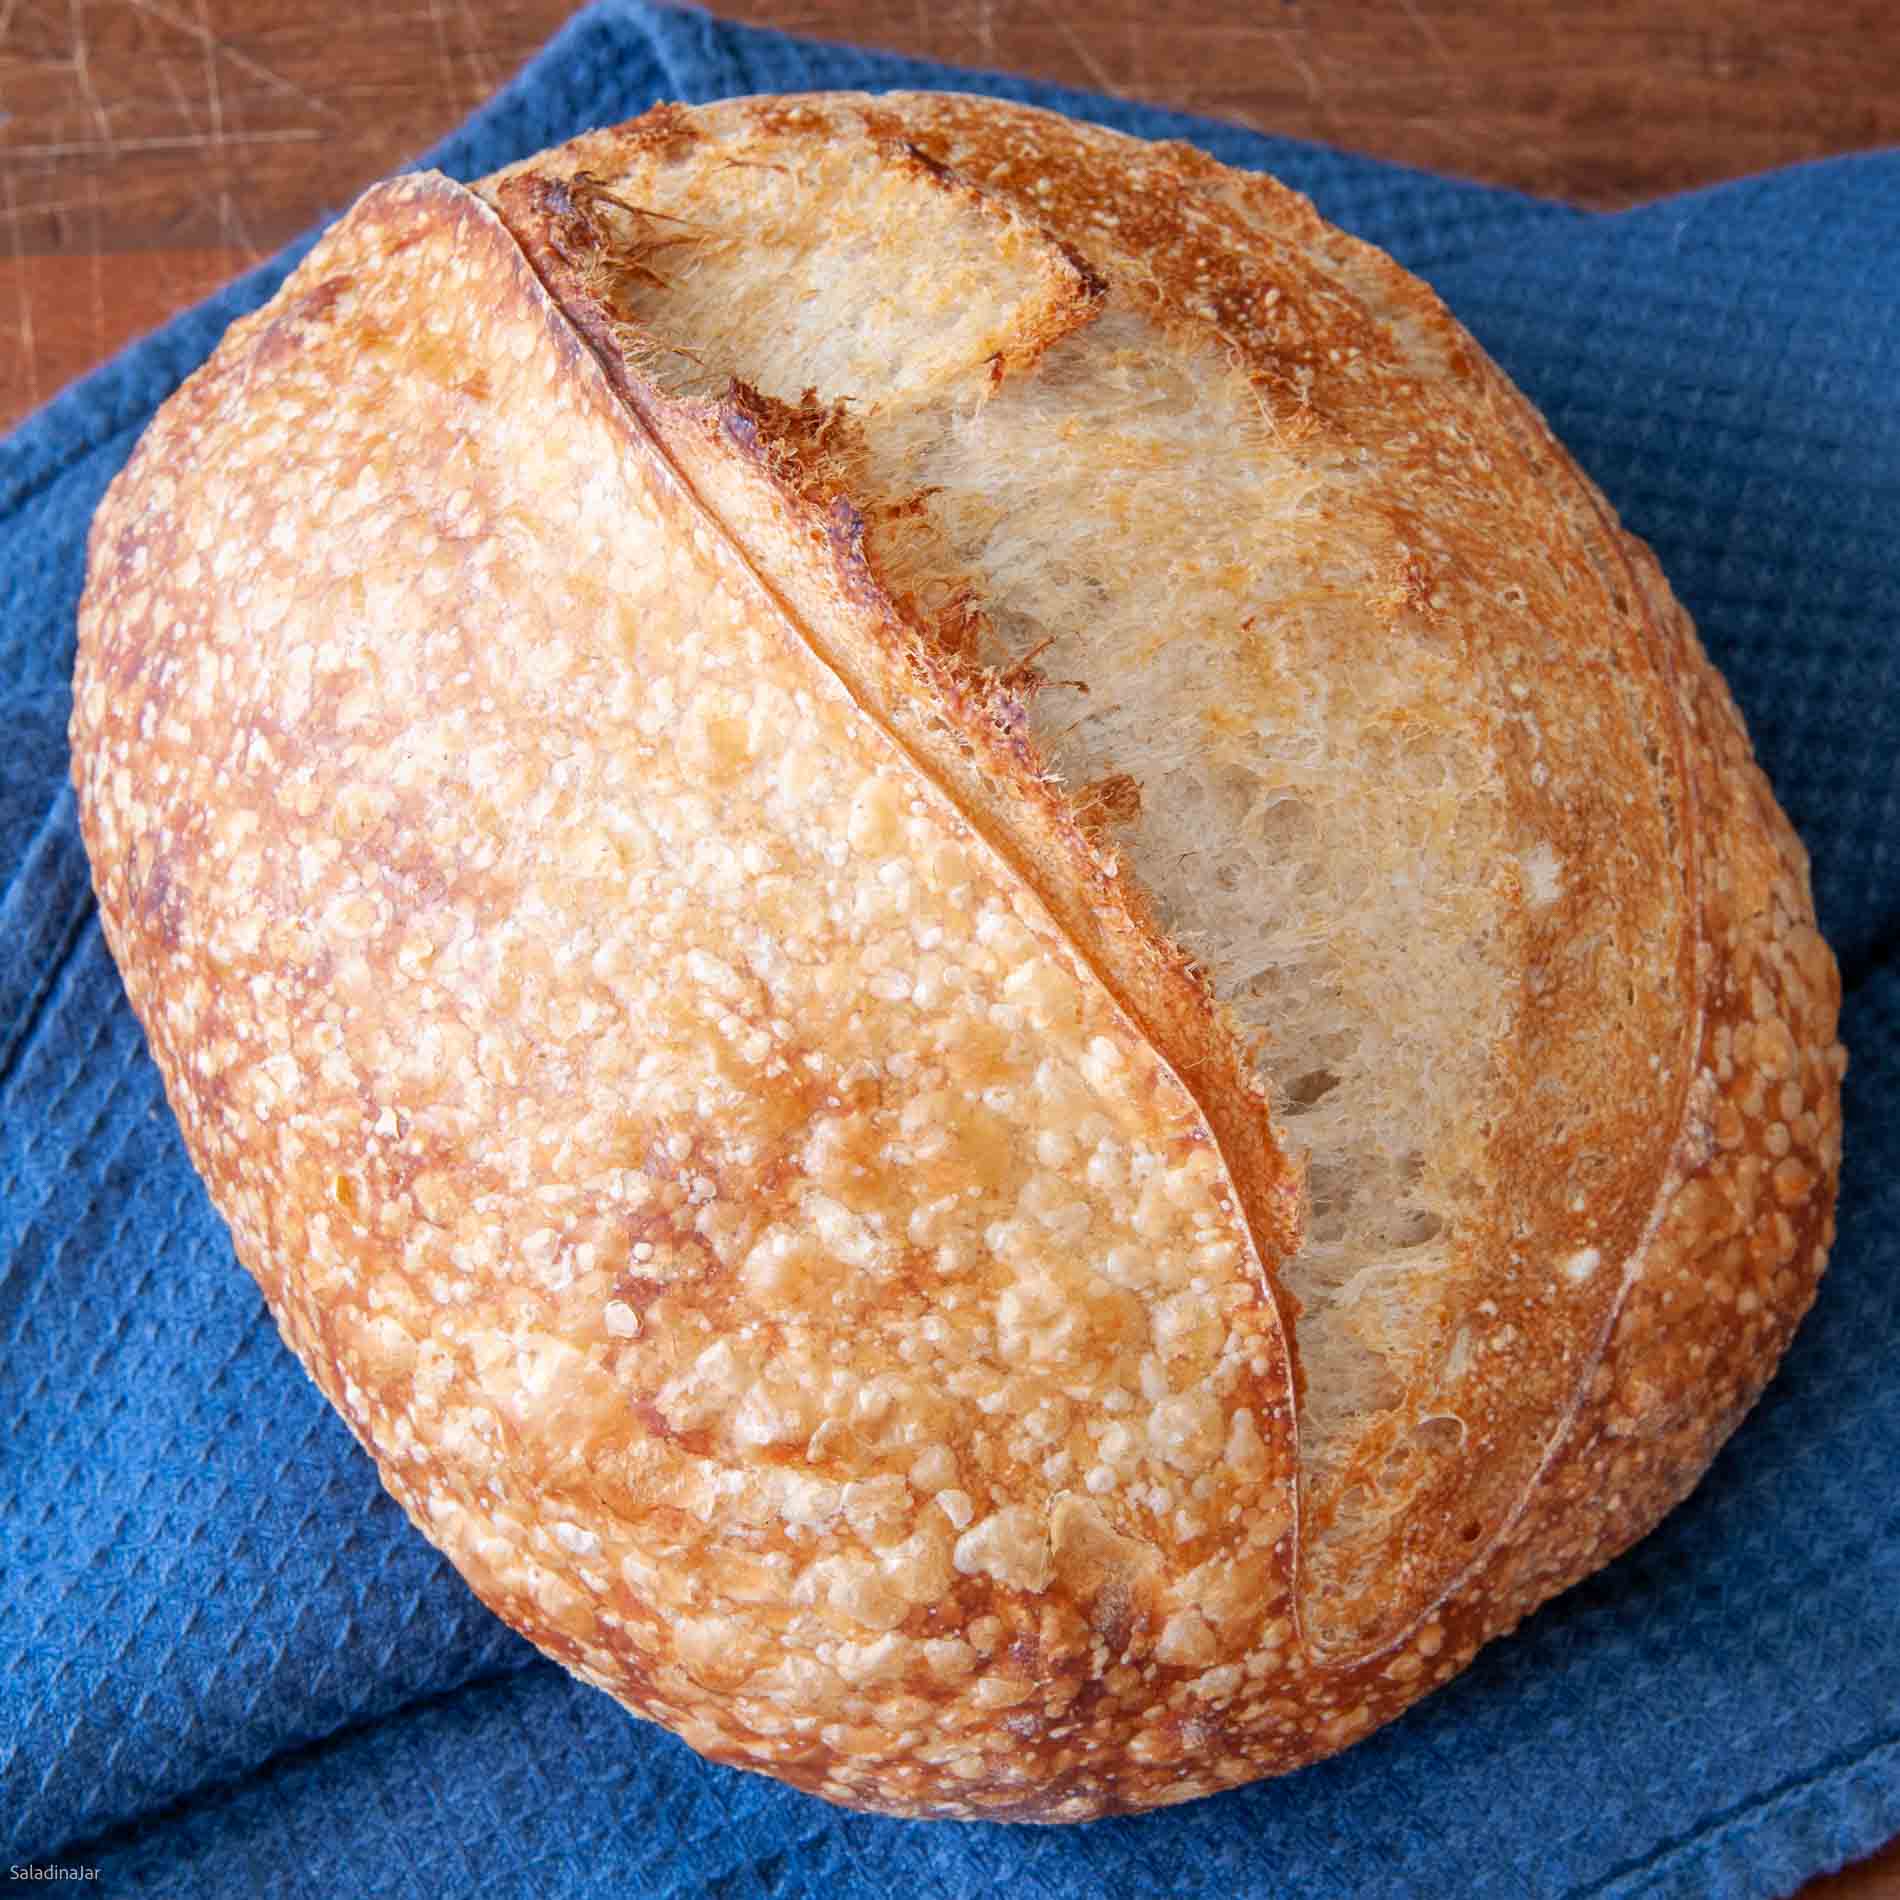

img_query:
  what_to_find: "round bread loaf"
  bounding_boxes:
[70,93,1845,1820]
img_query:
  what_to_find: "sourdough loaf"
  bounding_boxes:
[69,93,1845,1819]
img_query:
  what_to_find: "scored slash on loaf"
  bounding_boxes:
[69,93,1844,1819]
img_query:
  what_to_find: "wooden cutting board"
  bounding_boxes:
[0,5,1895,1893]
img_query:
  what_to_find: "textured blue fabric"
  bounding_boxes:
[2,5,1896,1894]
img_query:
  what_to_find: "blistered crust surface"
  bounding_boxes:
[867,98,1692,1653]
[73,175,1305,1818]
[71,99,1845,1822]
[484,93,1711,1657]
[1459,538,1844,1635]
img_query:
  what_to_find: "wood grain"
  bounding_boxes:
[6,0,1900,427]
[1819,1846,1900,1900]
[0,5,1896,1892]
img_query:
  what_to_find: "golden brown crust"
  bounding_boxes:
[69,95,1842,1819]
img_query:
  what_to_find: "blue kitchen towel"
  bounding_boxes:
[3,3,1896,1894]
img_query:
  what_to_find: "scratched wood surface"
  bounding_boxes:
[7,1,1900,425]
[2,4,1898,1892]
